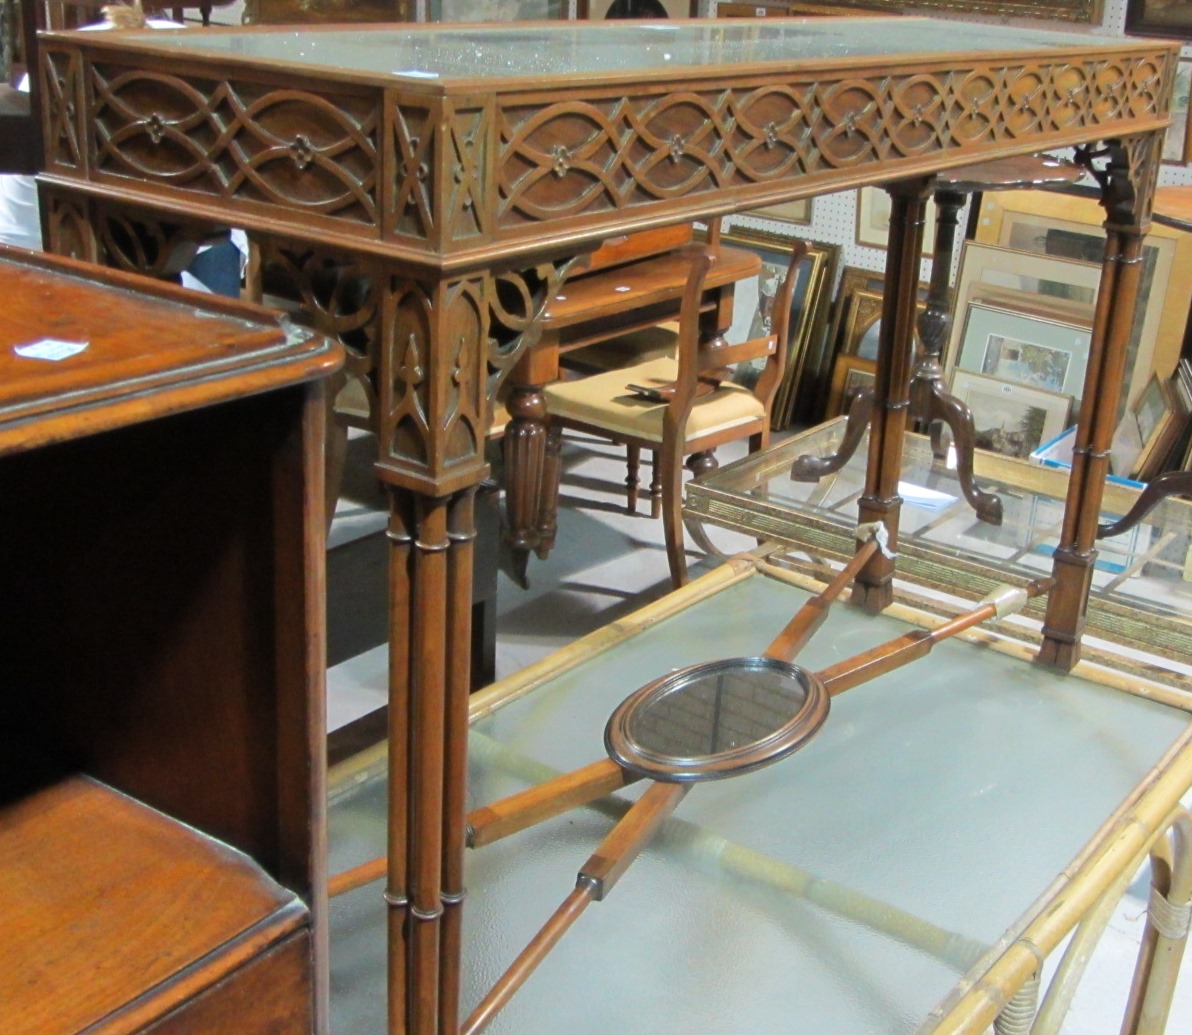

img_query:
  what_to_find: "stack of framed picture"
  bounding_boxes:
[937,188,1192,463]
[1110,362,1192,482]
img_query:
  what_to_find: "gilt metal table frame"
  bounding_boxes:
[32,19,1179,1034]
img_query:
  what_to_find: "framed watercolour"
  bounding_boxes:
[855,186,938,255]
[954,302,1092,403]
[949,371,1072,460]
[1126,0,1192,38]
[720,226,838,428]
[827,356,876,418]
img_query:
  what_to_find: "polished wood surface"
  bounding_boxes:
[31,21,1179,1035]
[0,246,341,1034]
[0,775,310,1035]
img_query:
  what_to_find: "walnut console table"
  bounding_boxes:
[0,246,341,1032]
[32,19,1179,1034]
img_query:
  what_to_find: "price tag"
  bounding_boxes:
[14,339,89,362]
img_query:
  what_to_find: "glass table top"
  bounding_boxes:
[97,19,1131,82]
[685,418,1192,675]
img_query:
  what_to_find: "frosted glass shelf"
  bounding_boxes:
[328,569,1192,1034]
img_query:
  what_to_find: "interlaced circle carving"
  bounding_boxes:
[88,65,381,225]
[496,54,1171,226]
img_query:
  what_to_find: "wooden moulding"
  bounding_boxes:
[0,774,311,1034]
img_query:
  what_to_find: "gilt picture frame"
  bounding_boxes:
[1126,0,1192,38]
[820,0,1099,22]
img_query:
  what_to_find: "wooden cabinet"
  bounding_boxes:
[0,246,341,1034]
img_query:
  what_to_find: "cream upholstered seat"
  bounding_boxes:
[545,356,767,440]
[544,240,805,588]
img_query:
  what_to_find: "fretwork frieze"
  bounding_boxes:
[39,45,1173,265]
[496,55,1172,233]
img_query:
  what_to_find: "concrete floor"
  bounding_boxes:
[326,430,1192,1034]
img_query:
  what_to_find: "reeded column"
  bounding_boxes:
[852,177,932,613]
[377,257,564,1035]
[1040,136,1161,670]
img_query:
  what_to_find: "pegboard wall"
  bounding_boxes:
[721,0,1192,291]
[203,0,1191,289]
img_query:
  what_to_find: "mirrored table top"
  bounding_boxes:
[84,19,1142,82]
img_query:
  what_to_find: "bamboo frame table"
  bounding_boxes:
[32,18,1180,1035]
[327,557,1192,1034]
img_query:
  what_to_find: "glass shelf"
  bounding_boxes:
[685,418,1192,678]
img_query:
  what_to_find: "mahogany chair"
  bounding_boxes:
[543,239,805,588]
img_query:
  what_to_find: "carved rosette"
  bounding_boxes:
[86,64,382,227]
[494,52,1172,231]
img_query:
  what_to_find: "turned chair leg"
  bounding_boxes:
[686,450,718,479]
[649,450,663,519]
[625,444,641,515]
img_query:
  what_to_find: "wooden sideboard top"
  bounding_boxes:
[0,246,341,454]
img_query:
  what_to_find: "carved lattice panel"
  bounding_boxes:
[89,63,383,228]
[494,53,1173,230]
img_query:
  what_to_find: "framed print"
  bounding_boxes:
[955,302,1092,403]
[581,0,693,16]
[1162,61,1192,164]
[855,186,938,255]
[976,190,1192,412]
[825,266,886,362]
[795,261,878,425]
[1126,0,1192,38]
[949,371,1072,460]
[1128,373,1186,481]
[946,242,1098,388]
[826,355,876,418]
[720,226,838,428]
[750,197,813,227]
